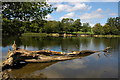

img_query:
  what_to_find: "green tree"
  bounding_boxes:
[31,19,47,33]
[92,23,104,35]
[43,21,53,33]
[61,18,74,33]
[20,21,31,33]
[29,23,39,32]
[107,17,119,34]
[2,2,56,35]
[103,24,111,35]
[72,19,81,31]
[81,23,91,33]
[115,17,120,33]
[2,18,23,35]
[43,21,62,33]
[2,2,56,21]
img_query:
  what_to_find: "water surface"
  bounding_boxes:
[2,36,119,78]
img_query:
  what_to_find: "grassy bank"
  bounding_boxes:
[22,33,48,37]
[22,33,120,37]
[92,35,120,37]
[72,31,94,35]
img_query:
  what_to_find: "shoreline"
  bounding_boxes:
[21,33,120,37]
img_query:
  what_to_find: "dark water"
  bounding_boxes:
[2,36,119,78]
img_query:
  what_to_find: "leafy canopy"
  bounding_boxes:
[2,2,56,21]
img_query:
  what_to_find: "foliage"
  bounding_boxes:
[2,2,56,35]
[93,17,120,35]
[3,17,120,35]
[81,23,91,33]
[92,23,103,35]
[72,19,82,32]
[2,18,22,35]
[61,18,74,32]
[2,2,56,21]
[106,17,120,34]
[2,2,120,36]
[102,24,111,35]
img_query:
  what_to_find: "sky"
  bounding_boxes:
[45,1,119,27]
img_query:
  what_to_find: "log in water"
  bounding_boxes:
[1,41,111,79]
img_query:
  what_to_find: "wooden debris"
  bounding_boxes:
[12,41,17,51]
[103,47,111,52]
[2,41,112,79]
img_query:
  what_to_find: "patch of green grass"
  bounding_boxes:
[22,32,120,37]
[22,33,48,37]
[93,35,120,37]
[72,32,94,35]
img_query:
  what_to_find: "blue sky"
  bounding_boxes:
[46,2,118,27]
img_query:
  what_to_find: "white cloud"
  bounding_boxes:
[80,13,103,20]
[109,13,117,16]
[67,3,92,12]
[47,0,119,2]
[60,12,75,20]
[89,23,95,27]
[54,2,92,12]
[80,8,105,27]
[54,4,71,12]
[98,0,119,2]
[80,8,104,20]
[45,14,53,20]
[96,8,103,13]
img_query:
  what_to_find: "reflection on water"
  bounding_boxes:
[2,36,119,78]
[9,62,57,78]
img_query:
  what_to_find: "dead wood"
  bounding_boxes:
[2,42,111,79]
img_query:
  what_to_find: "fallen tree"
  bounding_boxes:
[1,41,111,79]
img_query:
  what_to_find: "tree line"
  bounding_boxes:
[2,18,92,35]
[93,17,120,35]
[2,2,120,35]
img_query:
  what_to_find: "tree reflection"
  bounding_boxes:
[61,37,81,52]
[92,37,103,48]
[2,36,120,54]
[9,62,57,78]
[2,35,22,47]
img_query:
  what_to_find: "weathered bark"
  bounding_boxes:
[2,47,111,67]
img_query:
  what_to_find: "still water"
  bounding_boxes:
[2,36,119,78]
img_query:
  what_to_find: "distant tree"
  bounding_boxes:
[107,17,119,34]
[43,21,61,33]
[61,18,74,33]
[72,19,82,32]
[115,17,120,33]
[81,23,91,33]
[2,18,23,35]
[92,23,104,35]
[57,21,63,33]
[43,21,53,33]
[103,24,111,35]
[61,18,74,24]
[31,19,47,33]
[50,21,61,33]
